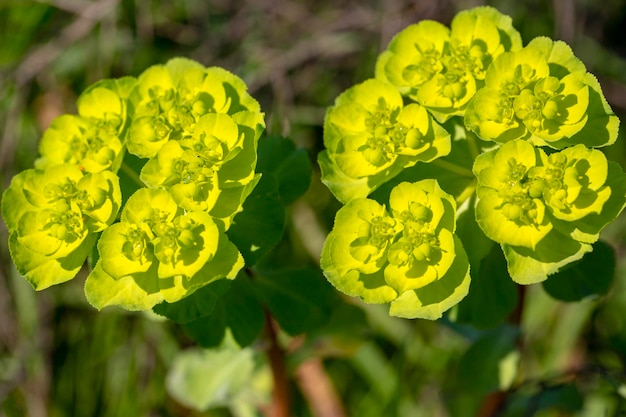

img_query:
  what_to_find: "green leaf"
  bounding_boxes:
[153,279,231,323]
[253,268,336,335]
[502,229,592,284]
[223,277,265,347]
[256,135,312,204]
[457,325,520,394]
[182,277,264,348]
[456,243,518,329]
[542,240,615,302]
[166,336,270,413]
[226,173,285,267]
[182,308,227,348]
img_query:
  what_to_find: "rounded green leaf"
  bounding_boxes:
[542,240,615,301]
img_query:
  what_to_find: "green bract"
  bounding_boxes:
[473,140,626,283]
[127,58,263,159]
[1,165,121,289]
[140,111,264,228]
[321,180,470,319]
[319,78,451,203]
[85,188,244,310]
[376,6,522,122]
[465,37,618,149]
[36,78,135,173]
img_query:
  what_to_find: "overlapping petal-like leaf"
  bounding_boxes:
[465,38,618,149]
[473,140,626,283]
[127,58,263,158]
[85,188,244,310]
[321,179,470,319]
[320,78,451,203]
[1,165,121,289]
[376,6,522,122]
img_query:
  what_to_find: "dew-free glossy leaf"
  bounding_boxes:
[226,174,285,267]
[153,279,231,323]
[457,325,520,394]
[256,135,312,204]
[542,240,615,301]
[456,244,518,328]
[253,268,336,335]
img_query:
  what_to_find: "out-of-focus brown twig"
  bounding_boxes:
[296,358,347,417]
[265,311,291,417]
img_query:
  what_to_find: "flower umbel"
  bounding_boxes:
[321,179,470,319]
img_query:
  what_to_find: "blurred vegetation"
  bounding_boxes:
[1,0,626,416]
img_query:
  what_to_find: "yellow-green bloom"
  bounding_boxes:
[474,140,626,283]
[465,38,618,149]
[127,58,262,158]
[319,78,451,203]
[376,6,522,122]
[36,78,135,173]
[84,188,244,310]
[321,179,470,319]
[1,165,121,289]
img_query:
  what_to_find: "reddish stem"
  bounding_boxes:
[264,311,290,417]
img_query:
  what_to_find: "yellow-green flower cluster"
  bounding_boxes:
[465,38,619,149]
[321,180,470,319]
[2,165,121,289]
[474,140,626,283]
[376,6,523,122]
[2,58,265,311]
[319,79,451,203]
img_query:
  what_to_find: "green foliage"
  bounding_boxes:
[3,2,626,416]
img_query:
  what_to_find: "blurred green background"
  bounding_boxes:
[2,0,626,416]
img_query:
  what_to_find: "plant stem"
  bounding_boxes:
[264,310,290,417]
[465,129,482,160]
[430,159,475,178]
[119,161,145,188]
[296,358,347,417]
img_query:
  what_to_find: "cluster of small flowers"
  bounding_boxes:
[319,6,624,318]
[2,58,265,310]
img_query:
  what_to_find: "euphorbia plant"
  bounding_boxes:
[319,5,625,319]
[1,5,626,416]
